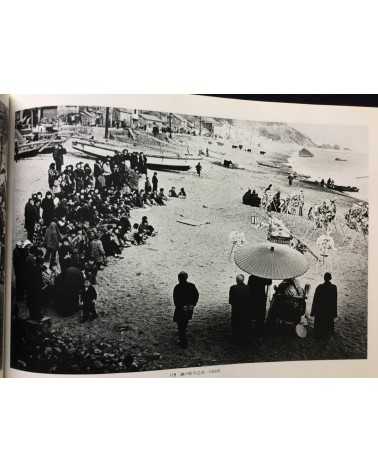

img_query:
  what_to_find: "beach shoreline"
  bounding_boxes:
[11,134,368,374]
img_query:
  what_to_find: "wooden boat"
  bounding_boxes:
[335,157,347,161]
[332,183,359,192]
[71,138,192,171]
[257,161,280,169]
[37,136,69,154]
[112,132,197,159]
[300,178,359,193]
[15,141,44,159]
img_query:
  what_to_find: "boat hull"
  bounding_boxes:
[16,149,41,159]
[15,143,44,159]
[72,141,121,158]
[301,179,359,193]
[72,140,191,171]
[146,161,191,172]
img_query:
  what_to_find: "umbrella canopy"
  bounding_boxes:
[234,243,309,280]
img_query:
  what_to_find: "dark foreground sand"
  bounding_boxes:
[12,136,368,373]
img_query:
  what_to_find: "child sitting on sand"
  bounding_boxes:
[178,188,187,199]
[169,187,178,198]
[139,216,156,237]
[132,223,145,245]
[159,188,168,202]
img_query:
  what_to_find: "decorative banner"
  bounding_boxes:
[316,233,336,256]
[308,199,337,230]
[261,189,305,216]
[281,190,305,215]
[345,201,368,235]
[261,191,273,210]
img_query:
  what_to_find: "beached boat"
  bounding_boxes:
[71,138,192,171]
[301,178,359,193]
[36,135,69,154]
[113,132,197,159]
[335,157,347,161]
[15,141,45,159]
[71,138,123,159]
[331,183,359,192]
[257,161,280,170]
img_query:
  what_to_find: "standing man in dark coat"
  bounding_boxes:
[24,198,38,240]
[53,144,66,173]
[44,219,61,267]
[58,262,84,317]
[311,272,338,338]
[229,274,251,343]
[173,271,199,348]
[195,161,202,177]
[152,172,159,193]
[25,252,43,321]
[248,275,272,336]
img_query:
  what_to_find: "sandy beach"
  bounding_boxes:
[12,134,368,373]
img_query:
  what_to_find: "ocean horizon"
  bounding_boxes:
[288,147,368,201]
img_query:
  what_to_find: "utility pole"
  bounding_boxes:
[199,116,202,136]
[105,107,109,139]
[169,113,172,138]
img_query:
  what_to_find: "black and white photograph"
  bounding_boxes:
[10,101,368,375]
[0,95,9,368]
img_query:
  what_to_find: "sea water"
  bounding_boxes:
[288,148,368,201]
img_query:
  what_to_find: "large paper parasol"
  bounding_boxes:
[234,242,309,280]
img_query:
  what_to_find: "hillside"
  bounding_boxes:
[126,109,319,148]
[256,123,316,146]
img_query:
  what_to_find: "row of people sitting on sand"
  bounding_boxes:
[144,176,187,200]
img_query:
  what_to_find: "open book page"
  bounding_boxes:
[4,95,378,377]
[0,94,9,377]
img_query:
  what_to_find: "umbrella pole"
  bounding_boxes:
[229,241,237,261]
[265,284,271,320]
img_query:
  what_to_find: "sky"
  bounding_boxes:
[291,122,368,153]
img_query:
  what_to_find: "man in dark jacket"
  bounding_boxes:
[311,272,338,338]
[152,172,158,192]
[173,271,199,348]
[81,279,97,322]
[24,198,38,240]
[248,274,272,336]
[53,144,65,173]
[25,251,43,321]
[229,274,251,343]
[57,261,84,316]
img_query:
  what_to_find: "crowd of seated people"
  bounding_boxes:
[14,155,182,322]
[242,189,261,207]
